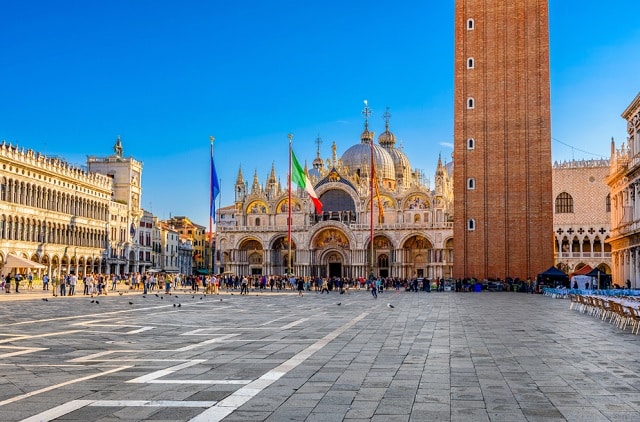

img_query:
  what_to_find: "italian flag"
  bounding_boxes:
[291,149,323,214]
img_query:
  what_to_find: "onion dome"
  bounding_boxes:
[377,107,410,184]
[378,107,396,148]
[378,129,396,147]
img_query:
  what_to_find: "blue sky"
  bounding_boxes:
[2,1,639,227]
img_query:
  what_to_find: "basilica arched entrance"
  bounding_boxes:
[312,228,350,278]
[367,235,393,278]
[326,251,343,278]
[401,234,432,279]
[270,236,296,276]
[238,238,263,276]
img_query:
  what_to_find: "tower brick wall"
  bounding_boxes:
[453,0,554,280]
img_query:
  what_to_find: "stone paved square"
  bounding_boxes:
[0,289,639,421]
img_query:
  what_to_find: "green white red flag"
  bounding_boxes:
[291,149,322,214]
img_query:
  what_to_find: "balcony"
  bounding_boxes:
[218,220,454,233]
[556,252,611,259]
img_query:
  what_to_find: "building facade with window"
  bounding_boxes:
[164,216,205,273]
[157,221,180,273]
[0,140,112,278]
[87,137,147,275]
[553,159,611,275]
[216,108,454,281]
[607,92,640,288]
[0,137,164,278]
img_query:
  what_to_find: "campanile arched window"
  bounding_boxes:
[467,138,475,149]
[467,178,476,190]
[467,57,475,69]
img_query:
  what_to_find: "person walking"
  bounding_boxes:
[240,276,248,295]
[320,279,329,294]
[297,277,304,297]
[68,273,77,296]
[59,275,67,297]
[165,274,172,294]
[371,282,378,299]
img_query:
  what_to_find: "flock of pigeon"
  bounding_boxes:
[41,292,396,309]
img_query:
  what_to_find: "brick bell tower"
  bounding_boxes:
[453,0,554,281]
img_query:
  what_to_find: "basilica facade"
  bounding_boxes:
[216,110,455,281]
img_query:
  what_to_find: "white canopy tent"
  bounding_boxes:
[3,254,46,270]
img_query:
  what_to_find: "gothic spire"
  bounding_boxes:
[235,165,244,186]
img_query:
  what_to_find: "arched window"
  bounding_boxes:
[255,217,261,226]
[467,18,474,30]
[467,219,475,231]
[605,194,611,213]
[467,57,475,69]
[555,192,573,213]
[378,254,389,268]
[467,178,475,190]
[467,138,475,149]
[0,177,5,201]
[467,97,475,109]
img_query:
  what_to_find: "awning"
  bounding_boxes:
[4,254,46,270]
[195,269,209,275]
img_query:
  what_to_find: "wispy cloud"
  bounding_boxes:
[440,142,454,149]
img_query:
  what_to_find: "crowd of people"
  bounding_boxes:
[3,271,530,297]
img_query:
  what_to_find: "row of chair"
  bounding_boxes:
[568,294,640,334]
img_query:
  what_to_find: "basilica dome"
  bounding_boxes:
[386,147,412,183]
[341,128,396,181]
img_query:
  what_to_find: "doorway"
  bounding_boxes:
[329,263,342,278]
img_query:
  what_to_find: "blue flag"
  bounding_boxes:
[210,154,221,223]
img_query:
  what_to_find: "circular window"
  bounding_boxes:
[589,176,595,183]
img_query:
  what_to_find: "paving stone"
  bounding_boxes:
[1,290,640,421]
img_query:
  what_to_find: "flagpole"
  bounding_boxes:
[209,136,214,276]
[217,178,222,273]
[288,133,293,277]
[370,138,375,281]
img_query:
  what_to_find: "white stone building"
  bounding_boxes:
[0,141,112,278]
[607,92,640,288]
